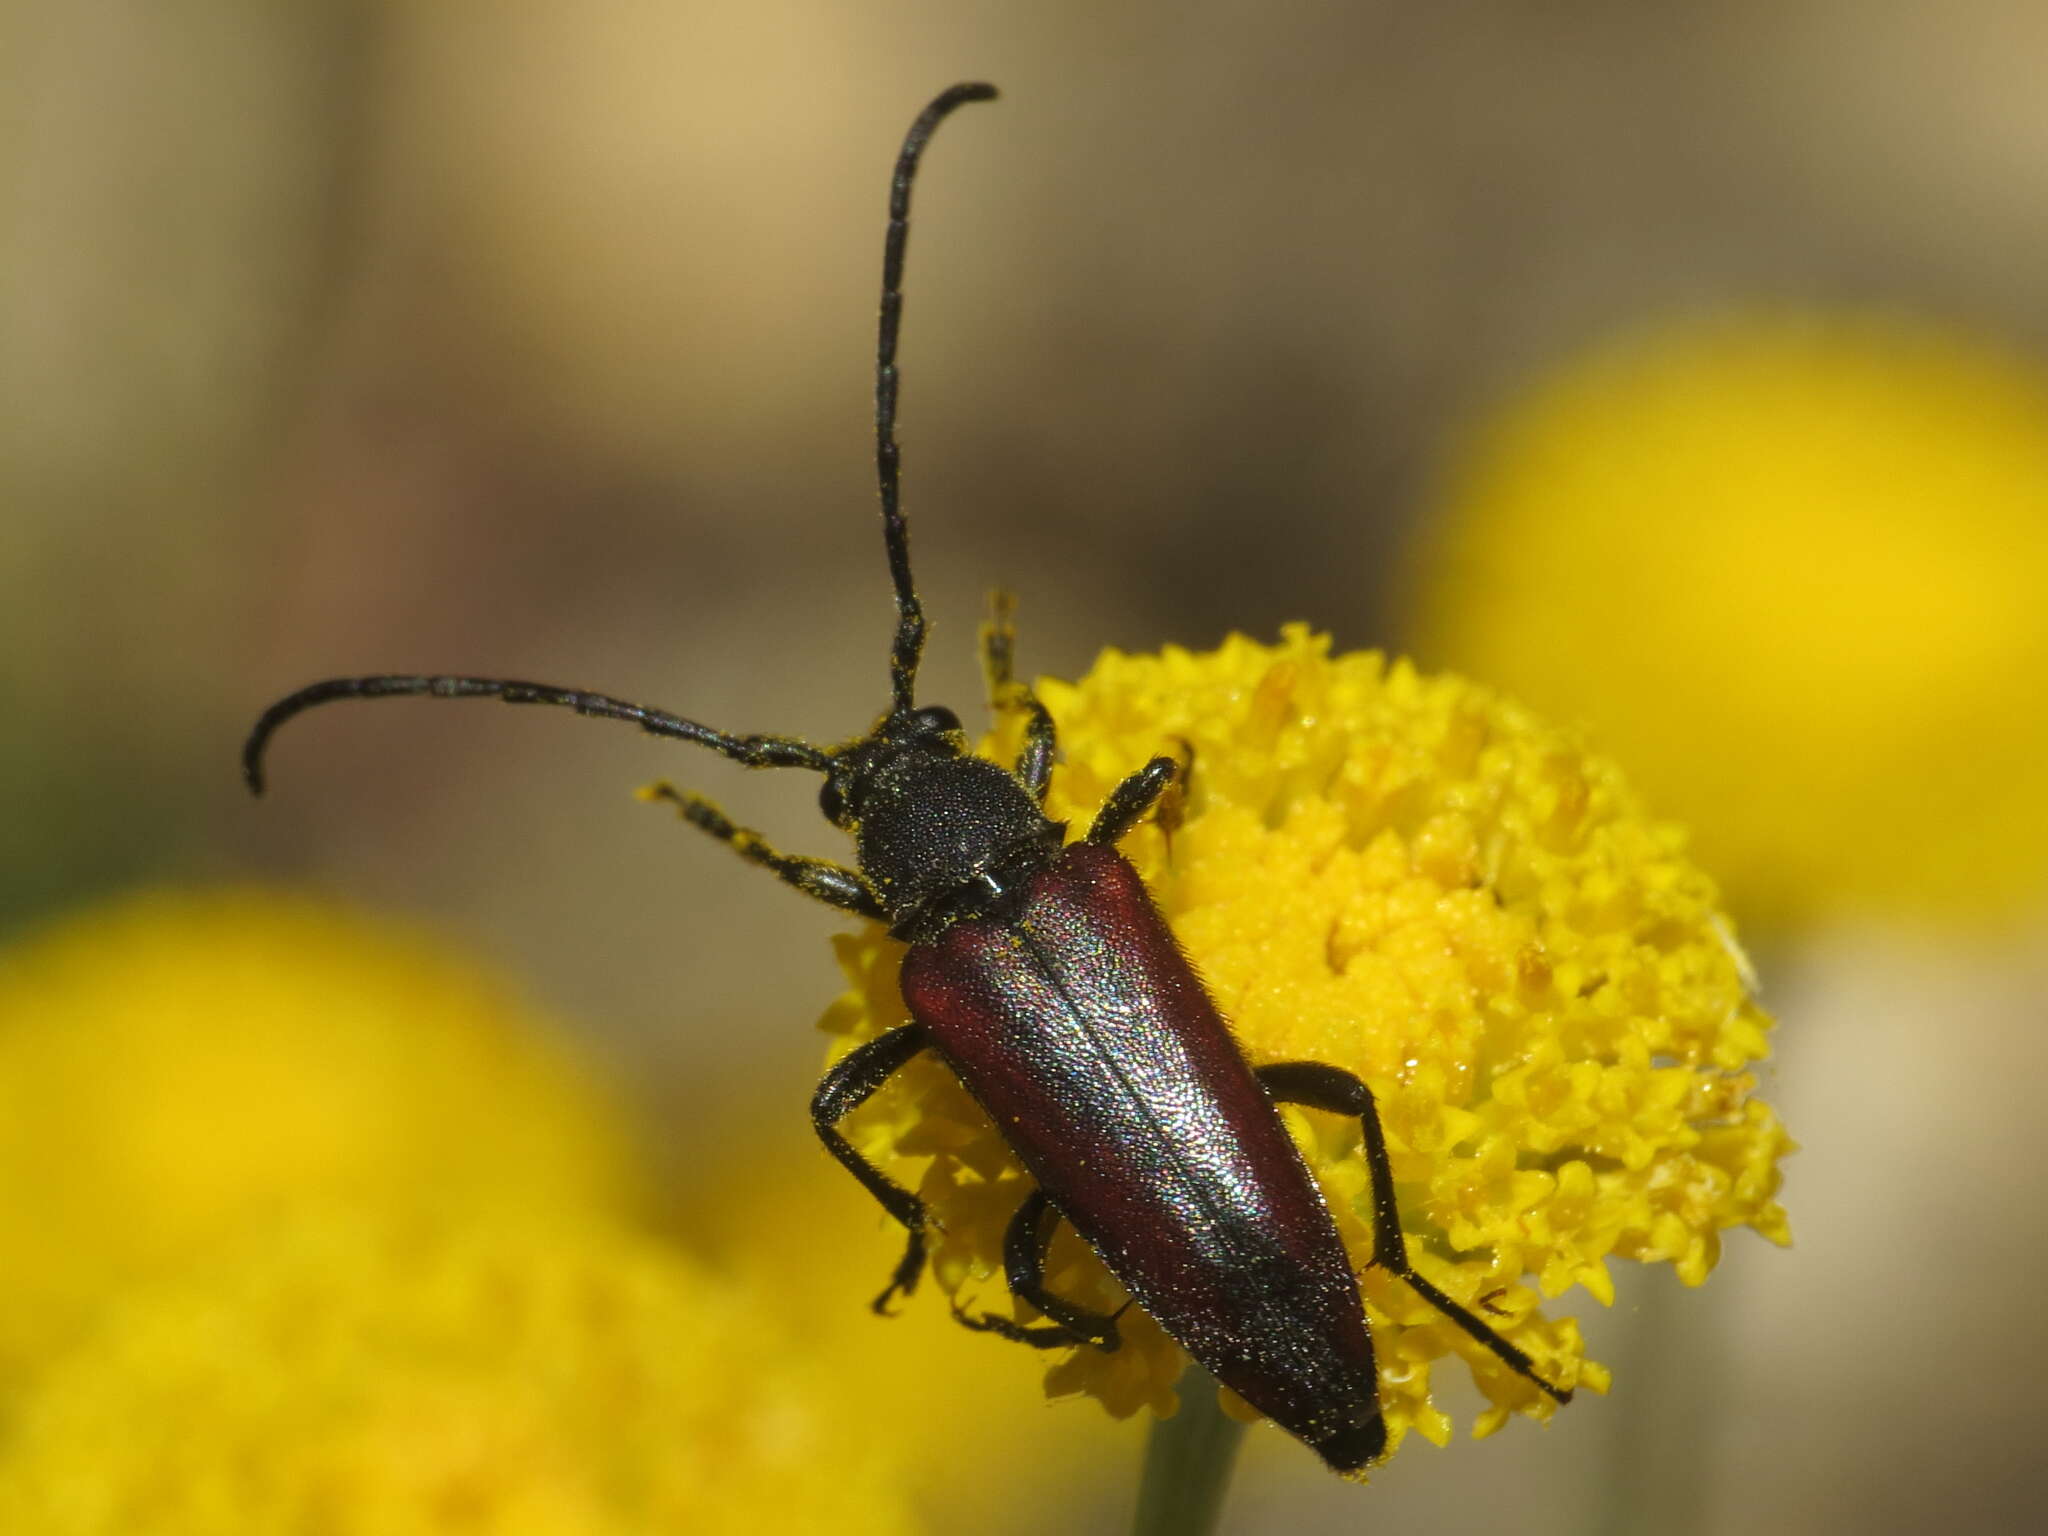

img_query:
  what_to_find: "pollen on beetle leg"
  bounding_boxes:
[818,627,1792,1464]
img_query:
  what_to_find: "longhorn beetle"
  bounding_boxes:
[244,82,1571,1472]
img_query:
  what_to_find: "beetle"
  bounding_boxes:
[243,82,1570,1472]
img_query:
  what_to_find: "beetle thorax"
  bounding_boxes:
[853,750,1062,940]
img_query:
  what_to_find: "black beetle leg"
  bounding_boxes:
[978,591,1056,803]
[1011,700,1057,805]
[813,1025,932,1313]
[953,1186,1123,1351]
[640,781,886,921]
[1256,1061,1573,1405]
[1086,751,1184,847]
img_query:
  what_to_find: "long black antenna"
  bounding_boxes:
[877,82,997,716]
[242,676,831,795]
[243,85,999,799]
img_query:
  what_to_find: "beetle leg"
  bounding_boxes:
[1155,738,1195,857]
[1011,700,1057,804]
[952,1186,1123,1351]
[1086,752,1182,846]
[639,782,886,920]
[979,590,1057,803]
[812,1024,932,1313]
[1256,1061,1573,1406]
[978,588,1024,702]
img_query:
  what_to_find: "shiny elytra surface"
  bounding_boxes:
[899,842,1382,1465]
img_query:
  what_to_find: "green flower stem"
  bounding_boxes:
[1130,1368,1247,1536]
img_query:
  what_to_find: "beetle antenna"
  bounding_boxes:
[876,81,998,716]
[242,674,832,796]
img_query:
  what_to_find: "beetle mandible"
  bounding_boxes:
[243,82,1570,1472]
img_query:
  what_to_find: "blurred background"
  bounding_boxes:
[5,2,2046,1532]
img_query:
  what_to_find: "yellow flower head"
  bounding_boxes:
[1409,314,2048,930]
[820,628,1791,1464]
[0,888,646,1378]
[0,1213,919,1535]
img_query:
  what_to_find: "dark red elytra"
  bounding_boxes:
[903,841,1385,1466]
[243,83,1569,1472]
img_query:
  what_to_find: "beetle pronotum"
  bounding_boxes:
[245,82,1570,1472]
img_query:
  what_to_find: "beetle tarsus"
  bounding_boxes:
[1087,752,1183,846]
[871,1228,927,1315]
[978,590,1020,705]
[1256,1060,1574,1406]
[639,781,886,919]
[813,1025,933,1308]
[943,1187,1123,1352]
[1157,738,1195,861]
[980,591,1058,802]
[993,1186,1122,1350]
[949,1296,1103,1351]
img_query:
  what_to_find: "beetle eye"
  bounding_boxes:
[911,704,963,738]
[819,776,848,825]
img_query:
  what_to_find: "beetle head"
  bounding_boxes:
[818,704,967,829]
[820,702,1062,940]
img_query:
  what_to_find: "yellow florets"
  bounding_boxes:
[819,627,1791,1460]
[0,888,646,1380]
[0,1213,919,1535]
[1410,314,2048,929]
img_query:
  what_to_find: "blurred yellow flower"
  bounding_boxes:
[0,1213,918,1535]
[819,628,1791,1463]
[0,888,646,1379]
[1409,314,2048,929]
[679,1117,1132,1530]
